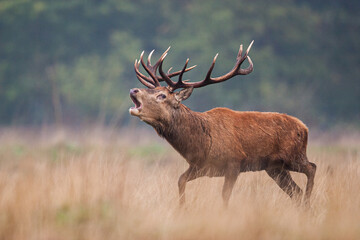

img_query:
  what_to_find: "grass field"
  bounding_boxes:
[0,127,359,240]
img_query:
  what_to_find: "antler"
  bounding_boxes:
[134,41,254,91]
[159,41,254,91]
[134,47,196,89]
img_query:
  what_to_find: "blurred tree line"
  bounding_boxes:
[0,0,359,128]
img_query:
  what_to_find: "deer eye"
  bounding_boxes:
[156,94,166,100]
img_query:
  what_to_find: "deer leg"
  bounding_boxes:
[266,168,303,202]
[300,162,317,206]
[178,166,199,206]
[222,170,239,207]
[286,160,317,207]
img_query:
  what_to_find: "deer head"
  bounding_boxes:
[129,41,254,124]
[129,86,193,124]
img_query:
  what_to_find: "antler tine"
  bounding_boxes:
[167,67,173,74]
[237,44,243,60]
[140,50,161,87]
[136,59,158,87]
[160,47,171,62]
[150,47,171,70]
[147,50,155,66]
[239,56,253,75]
[134,59,156,89]
[165,64,197,79]
[134,58,157,85]
[160,58,196,91]
[159,54,177,90]
[177,58,189,86]
[246,40,254,56]
[134,52,157,86]
[204,53,219,81]
[153,47,197,83]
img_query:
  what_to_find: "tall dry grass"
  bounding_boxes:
[0,127,359,240]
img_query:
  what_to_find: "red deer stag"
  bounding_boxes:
[129,41,316,207]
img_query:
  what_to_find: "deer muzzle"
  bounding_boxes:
[129,88,142,116]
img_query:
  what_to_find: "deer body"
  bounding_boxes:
[155,105,308,173]
[130,42,316,206]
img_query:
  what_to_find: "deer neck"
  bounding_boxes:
[151,104,211,162]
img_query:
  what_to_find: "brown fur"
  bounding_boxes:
[129,86,316,207]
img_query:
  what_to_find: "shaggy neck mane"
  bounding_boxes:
[151,104,211,160]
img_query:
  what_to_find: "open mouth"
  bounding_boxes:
[130,94,142,110]
[129,93,142,116]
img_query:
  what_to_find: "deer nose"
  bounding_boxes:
[130,88,140,95]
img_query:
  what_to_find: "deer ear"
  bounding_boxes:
[175,87,193,102]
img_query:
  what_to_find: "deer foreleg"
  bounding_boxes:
[222,169,239,207]
[178,166,199,206]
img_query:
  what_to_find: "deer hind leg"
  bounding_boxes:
[286,159,317,206]
[301,161,316,206]
[266,167,303,202]
[178,166,200,206]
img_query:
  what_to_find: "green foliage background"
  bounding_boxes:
[0,0,359,127]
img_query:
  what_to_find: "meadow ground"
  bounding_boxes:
[0,127,359,240]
